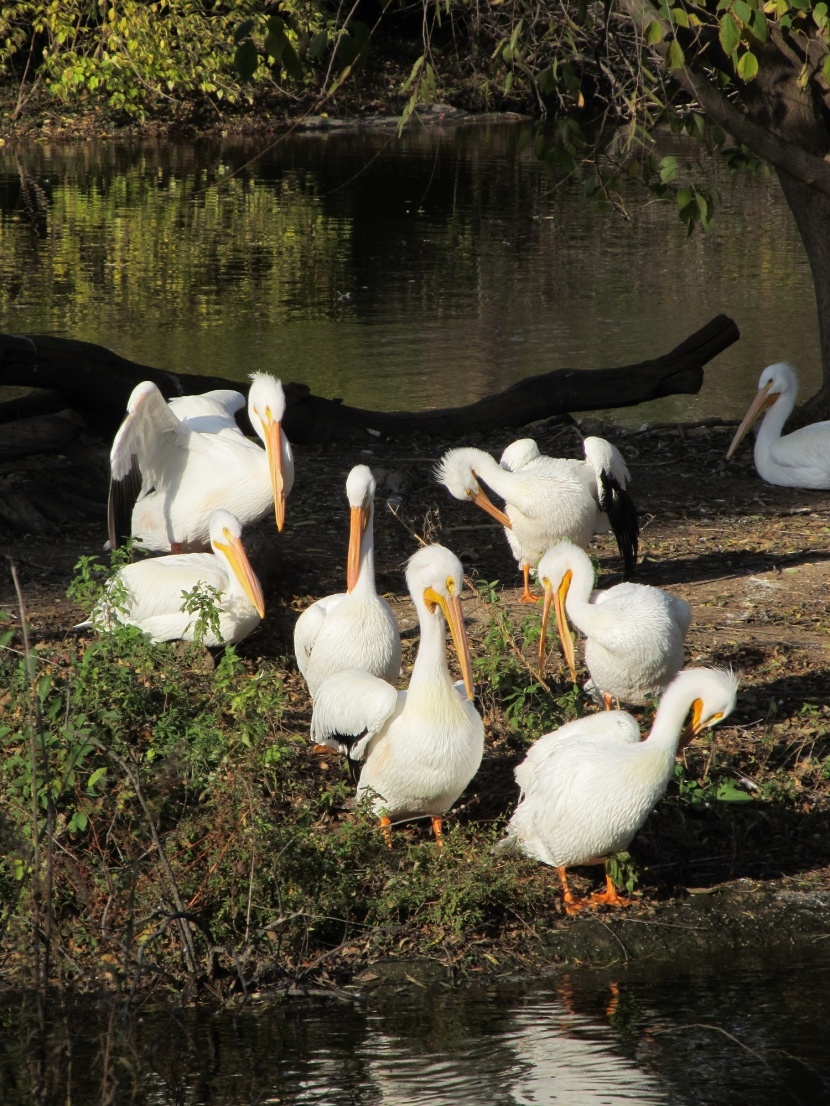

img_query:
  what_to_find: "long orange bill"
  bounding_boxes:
[540,571,576,681]
[678,699,725,750]
[471,474,512,528]
[726,381,778,460]
[427,587,475,699]
[347,503,369,592]
[214,534,265,618]
[263,416,286,531]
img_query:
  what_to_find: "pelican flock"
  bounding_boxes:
[79,508,264,645]
[65,355,783,920]
[537,541,691,706]
[294,464,401,698]
[501,668,738,914]
[310,544,484,846]
[727,361,830,488]
[108,372,294,552]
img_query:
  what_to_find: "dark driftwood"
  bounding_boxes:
[0,315,739,444]
[0,410,86,462]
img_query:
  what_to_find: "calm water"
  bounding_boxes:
[2,945,829,1104]
[0,121,820,425]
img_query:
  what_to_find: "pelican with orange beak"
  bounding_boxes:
[500,668,738,914]
[108,372,294,552]
[435,446,599,602]
[294,465,401,699]
[537,542,690,707]
[726,362,830,488]
[77,509,265,645]
[310,544,483,846]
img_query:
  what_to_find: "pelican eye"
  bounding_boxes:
[265,405,272,420]
[447,576,456,596]
[222,527,232,542]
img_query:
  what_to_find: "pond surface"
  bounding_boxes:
[2,944,829,1105]
[0,120,820,425]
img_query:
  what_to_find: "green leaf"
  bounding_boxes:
[645,20,664,44]
[234,40,258,82]
[666,38,685,70]
[719,13,741,55]
[309,31,328,59]
[733,0,752,23]
[671,7,690,27]
[736,49,759,81]
[87,767,107,790]
[750,8,769,41]
[659,154,679,182]
[715,779,754,802]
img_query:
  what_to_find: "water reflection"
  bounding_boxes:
[0,124,820,423]
[3,945,830,1105]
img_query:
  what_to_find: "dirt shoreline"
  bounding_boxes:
[3,408,830,988]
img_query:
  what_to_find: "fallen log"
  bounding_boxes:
[0,315,739,444]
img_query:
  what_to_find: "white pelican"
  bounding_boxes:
[538,542,691,706]
[79,509,265,645]
[436,444,635,603]
[726,361,830,488]
[501,667,738,914]
[293,465,402,698]
[500,436,639,579]
[108,372,294,552]
[310,543,484,845]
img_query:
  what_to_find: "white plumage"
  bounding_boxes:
[502,667,739,914]
[108,372,294,552]
[726,362,830,488]
[435,446,602,602]
[80,509,265,645]
[537,542,691,705]
[294,465,401,699]
[310,544,484,844]
[500,436,638,579]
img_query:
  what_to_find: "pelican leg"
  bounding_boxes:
[602,693,614,711]
[590,871,636,909]
[558,866,588,916]
[379,815,393,848]
[519,563,540,604]
[431,816,445,848]
[171,542,184,554]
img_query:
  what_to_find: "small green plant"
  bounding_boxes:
[180,580,224,645]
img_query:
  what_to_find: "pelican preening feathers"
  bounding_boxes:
[310,543,484,845]
[538,542,691,706]
[436,436,638,602]
[727,362,830,489]
[501,667,739,915]
[79,509,265,645]
[294,464,402,698]
[108,372,294,552]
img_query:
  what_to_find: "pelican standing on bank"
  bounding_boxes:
[500,436,639,579]
[310,544,484,845]
[79,509,265,645]
[500,667,738,914]
[294,465,401,698]
[436,444,637,602]
[108,372,294,552]
[537,542,691,706]
[726,362,830,488]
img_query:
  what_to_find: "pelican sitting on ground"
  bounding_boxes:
[108,372,294,552]
[436,446,600,603]
[500,436,639,579]
[500,667,738,914]
[78,509,265,645]
[537,542,691,706]
[310,544,484,845]
[726,362,830,488]
[294,465,401,699]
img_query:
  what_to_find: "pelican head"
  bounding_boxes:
[406,543,475,699]
[537,543,580,681]
[435,447,511,527]
[345,464,376,592]
[500,438,541,472]
[726,362,798,460]
[671,667,739,747]
[248,373,289,531]
[208,509,265,618]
